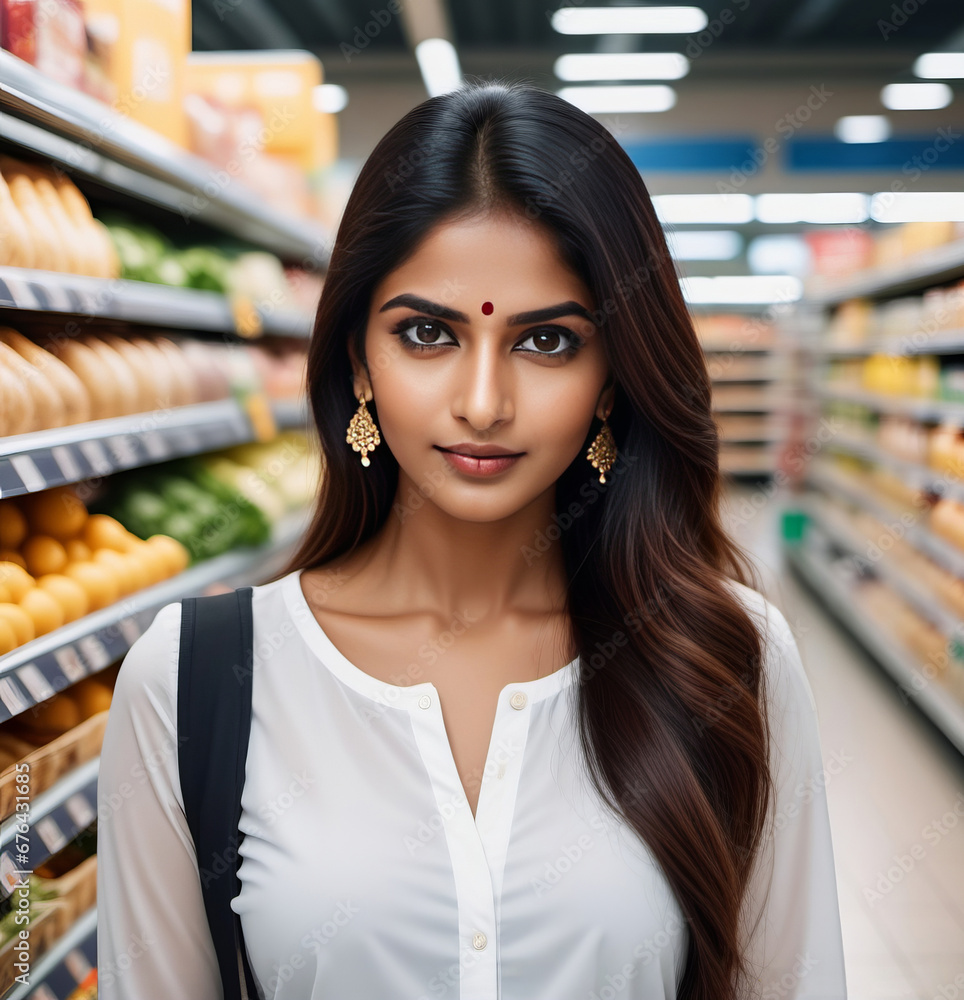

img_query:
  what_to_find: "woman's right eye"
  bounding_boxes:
[392,318,457,351]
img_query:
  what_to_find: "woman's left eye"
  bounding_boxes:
[517,328,584,356]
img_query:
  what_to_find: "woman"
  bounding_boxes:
[97,79,847,999]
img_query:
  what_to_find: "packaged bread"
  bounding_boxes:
[0,327,92,425]
[0,169,36,268]
[0,340,65,430]
[0,156,68,273]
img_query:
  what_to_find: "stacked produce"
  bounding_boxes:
[0,155,119,277]
[0,486,188,653]
[97,431,318,565]
[101,211,298,304]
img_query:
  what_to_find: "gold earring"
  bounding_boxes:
[586,415,616,484]
[346,392,381,467]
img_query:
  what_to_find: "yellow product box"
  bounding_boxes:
[82,0,191,147]
[185,50,323,170]
[900,220,956,257]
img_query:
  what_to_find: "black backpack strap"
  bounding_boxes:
[177,587,259,1000]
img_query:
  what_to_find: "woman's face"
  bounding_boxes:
[351,210,614,523]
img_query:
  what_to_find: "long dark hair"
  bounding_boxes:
[275,77,775,1000]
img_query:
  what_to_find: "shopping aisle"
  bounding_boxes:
[723,478,964,1000]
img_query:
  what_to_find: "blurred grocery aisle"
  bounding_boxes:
[725,478,964,1000]
[4,0,964,995]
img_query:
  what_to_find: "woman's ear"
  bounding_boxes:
[597,378,616,421]
[347,337,372,402]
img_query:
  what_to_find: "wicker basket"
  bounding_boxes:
[0,901,63,995]
[0,711,109,823]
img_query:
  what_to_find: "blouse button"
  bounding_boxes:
[509,691,527,710]
[472,932,487,950]
[418,694,432,709]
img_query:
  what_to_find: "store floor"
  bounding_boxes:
[722,479,964,1000]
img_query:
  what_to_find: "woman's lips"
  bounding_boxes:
[435,447,523,477]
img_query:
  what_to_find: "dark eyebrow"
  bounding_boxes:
[378,293,595,327]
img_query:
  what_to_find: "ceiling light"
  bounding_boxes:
[665,230,742,260]
[755,193,870,224]
[554,52,689,81]
[881,82,953,110]
[913,53,964,79]
[653,193,754,224]
[556,85,676,113]
[313,84,348,113]
[834,115,891,143]
[680,275,802,304]
[871,192,964,222]
[747,235,812,276]
[415,38,462,97]
[551,6,708,34]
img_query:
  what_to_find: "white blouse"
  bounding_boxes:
[96,567,848,999]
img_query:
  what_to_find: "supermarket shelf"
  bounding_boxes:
[0,397,308,499]
[807,458,964,589]
[808,328,964,358]
[3,906,96,1000]
[785,533,964,755]
[799,491,964,641]
[818,385,964,425]
[821,429,964,506]
[806,238,964,306]
[0,265,312,338]
[0,52,329,263]
[0,757,97,900]
[0,507,310,723]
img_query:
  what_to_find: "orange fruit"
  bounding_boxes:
[121,553,151,593]
[36,574,89,622]
[82,514,130,553]
[22,486,88,541]
[71,676,113,718]
[0,583,11,603]
[19,587,65,636]
[63,561,119,611]
[0,550,26,570]
[0,562,34,601]
[0,603,35,646]
[0,618,16,655]
[0,503,27,549]
[92,548,134,596]
[128,541,166,586]
[21,535,68,577]
[146,535,189,576]
[64,539,92,562]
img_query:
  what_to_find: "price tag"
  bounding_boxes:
[79,438,112,476]
[54,645,86,683]
[51,445,82,482]
[142,431,169,460]
[0,678,27,716]
[243,392,278,442]
[41,280,74,313]
[65,948,93,983]
[118,617,142,645]
[65,793,95,830]
[0,852,24,894]
[1,275,40,309]
[231,293,264,339]
[108,434,139,467]
[77,634,109,671]
[9,454,46,493]
[16,664,55,703]
[34,815,68,854]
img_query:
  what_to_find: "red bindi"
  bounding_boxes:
[481,301,493,315]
